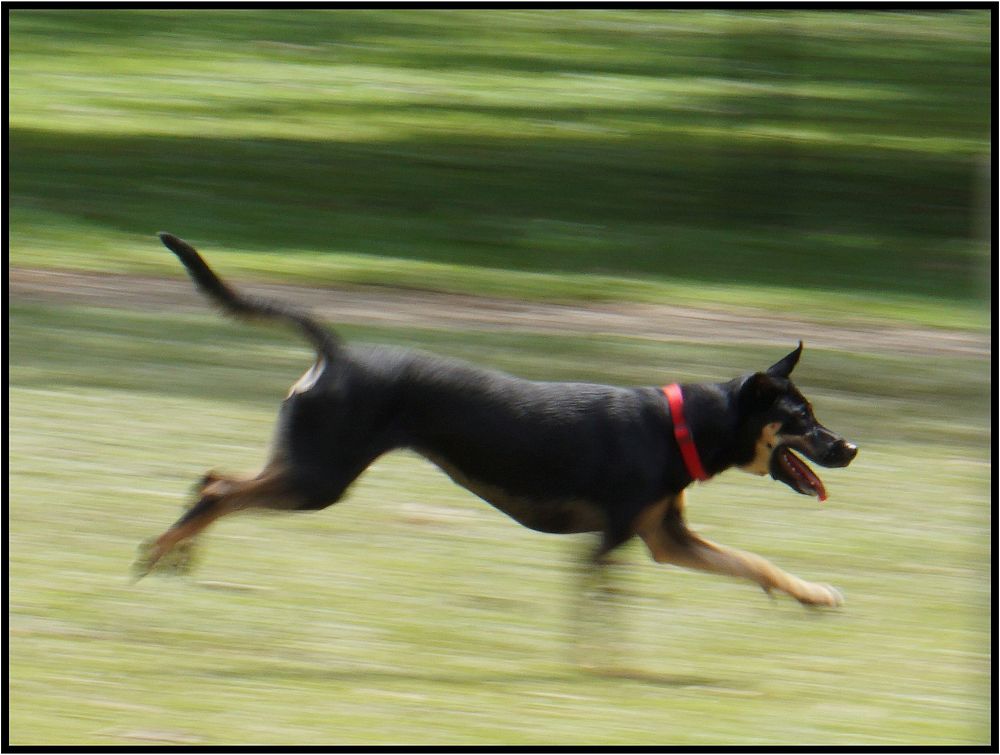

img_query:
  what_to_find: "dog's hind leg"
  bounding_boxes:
[132,464,307,580]
[639,492,843,608]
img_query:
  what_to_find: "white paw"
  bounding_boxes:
[799,582,844,608]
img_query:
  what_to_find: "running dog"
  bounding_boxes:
[134,233,857,607]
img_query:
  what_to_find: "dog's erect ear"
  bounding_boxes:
[738,372,784,413]
[766,341,803,379]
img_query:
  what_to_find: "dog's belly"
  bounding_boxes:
[426,455,605,534]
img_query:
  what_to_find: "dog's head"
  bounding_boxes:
[735,343,857,500]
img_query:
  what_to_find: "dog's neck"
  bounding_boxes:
[669,382,746,481]
[663,384,710,482]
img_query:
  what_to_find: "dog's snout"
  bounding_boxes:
[841,441,858,463]
[822,440,858,467]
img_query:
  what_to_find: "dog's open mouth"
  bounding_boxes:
[770,445,828,501]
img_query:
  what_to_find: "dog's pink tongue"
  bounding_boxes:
[786,449,828,502]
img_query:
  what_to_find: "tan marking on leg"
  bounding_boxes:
[639,495,841,607]
[135,466,301,578]
[632,494,677,537]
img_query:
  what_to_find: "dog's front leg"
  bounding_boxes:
[637,494,842,607]
[569,528,634,670]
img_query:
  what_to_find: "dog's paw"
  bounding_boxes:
[159,539,199,575]
[131,538,198,581]
[131,538,159,582]
[797,582,844,608]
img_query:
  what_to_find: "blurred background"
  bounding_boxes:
[8,9,992,746]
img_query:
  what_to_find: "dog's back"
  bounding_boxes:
[283,344,677,526]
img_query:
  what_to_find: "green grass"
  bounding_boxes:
[8,301,991,746]
[7,10,993,745]
[8,9,992,329]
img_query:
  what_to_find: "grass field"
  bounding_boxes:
[8,8,993,747]
[8,300,991,746]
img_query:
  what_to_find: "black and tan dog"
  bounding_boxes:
[135,233,857,607]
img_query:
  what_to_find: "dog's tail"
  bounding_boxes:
[158,232,340,362]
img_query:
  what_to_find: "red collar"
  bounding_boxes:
[663,383,710,482]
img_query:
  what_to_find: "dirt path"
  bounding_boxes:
[9,267,990,358]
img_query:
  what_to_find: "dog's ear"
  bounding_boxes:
[766,341,803,378]
[738,372,784,413]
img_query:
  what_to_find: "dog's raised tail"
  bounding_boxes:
[158,232,340,361]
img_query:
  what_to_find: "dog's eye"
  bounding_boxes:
[783,410,808,430]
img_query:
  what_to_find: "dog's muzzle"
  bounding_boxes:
[819,439,858,468]
[769,435,858,501]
